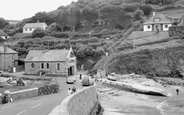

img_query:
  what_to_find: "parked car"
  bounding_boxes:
[107,73,117,81]
[82,76,94,86]
[66,77,76,84]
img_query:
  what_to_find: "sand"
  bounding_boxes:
[97,78,184,115]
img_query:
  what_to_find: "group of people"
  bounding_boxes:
[67,86,79,96]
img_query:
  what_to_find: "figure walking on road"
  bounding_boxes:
[176,89,179,95]
[67,88,72,96]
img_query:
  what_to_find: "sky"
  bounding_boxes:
[0,0,78,20]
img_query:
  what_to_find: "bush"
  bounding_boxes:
[32,28,46,38]
[49,32,69,38]
[38,83,59,95]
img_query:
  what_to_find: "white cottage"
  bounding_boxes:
[143,12,172,32]
[23,22,48,33]
[0,31,9,39]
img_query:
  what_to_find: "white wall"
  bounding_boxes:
[163,24,172,31]
[23,28,36,33]
[23,25,46,33]
[143,25,152,31]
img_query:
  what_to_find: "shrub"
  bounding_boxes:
[32,28,46,38]
[49,32,69,38]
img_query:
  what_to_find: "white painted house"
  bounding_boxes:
[143,12,172,32]
[23,22,48,33]
[0,31,9,39]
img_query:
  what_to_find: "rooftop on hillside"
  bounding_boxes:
[24,49,70,62]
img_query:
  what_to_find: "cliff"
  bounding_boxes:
[93,39,184,78]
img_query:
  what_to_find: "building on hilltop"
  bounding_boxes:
[7,20,21,25]
[143,12,172,32]
[24,48,76,76]
[0,44,18,71]
[0,30,9,39]
[23,22,48,33]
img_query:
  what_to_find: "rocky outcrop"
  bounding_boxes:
[94,40,184,78]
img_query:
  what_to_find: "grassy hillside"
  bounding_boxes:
[93,39,184,77]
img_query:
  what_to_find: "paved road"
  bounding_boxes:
[0,77,84,115]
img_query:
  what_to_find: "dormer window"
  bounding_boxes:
[154,18,160,22]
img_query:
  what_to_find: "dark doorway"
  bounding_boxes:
[68,66,74,76]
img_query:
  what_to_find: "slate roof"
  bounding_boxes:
[24,50,70,62]
[23,22,47,28]
[0,46,18,53]
[143,13,172,25]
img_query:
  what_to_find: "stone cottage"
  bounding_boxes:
[0,45,18,71]
[24,48,76,76]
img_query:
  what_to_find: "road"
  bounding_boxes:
[0,77,84,115]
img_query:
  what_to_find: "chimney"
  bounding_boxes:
[153,12,156,16]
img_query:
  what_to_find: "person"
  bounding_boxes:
[76,87,80,92]
[79,74,82,80]
[176,89,179,95]
[72,86,76,94]
[67,88,72,96]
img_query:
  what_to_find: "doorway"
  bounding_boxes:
[68,66,74,76]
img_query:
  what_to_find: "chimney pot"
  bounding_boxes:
[153,12,156,16]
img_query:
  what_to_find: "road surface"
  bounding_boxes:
[0,77,84,115]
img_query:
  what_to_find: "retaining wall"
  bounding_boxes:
[10,88,38,102]
[59,84,97,115]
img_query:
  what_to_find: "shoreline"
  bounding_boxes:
[97,78,184,115]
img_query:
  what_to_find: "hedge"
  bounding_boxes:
[38,83,59,96]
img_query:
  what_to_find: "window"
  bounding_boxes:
[154,18,160,22]
[147,25,150,29]
[25,29,27,31]
[30,28,32,31]
[57,63,60,70]
[165,25,168,28]
[41,63,44,69]
[46,63,50,69]
[31,63,35,68]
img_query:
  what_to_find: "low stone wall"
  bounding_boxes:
[59,84,98,115]
[10,88,38,102]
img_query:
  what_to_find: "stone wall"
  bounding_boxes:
[10,88,38,102]
[25,62,68,75]
[59,85,98,115]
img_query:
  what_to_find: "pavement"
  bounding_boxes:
[0,72,85,115]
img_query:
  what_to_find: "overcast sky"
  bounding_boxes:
[0,0,78,20]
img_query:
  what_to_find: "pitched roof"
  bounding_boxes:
[143,13,172,25]
[23,22,47,28]
[24,50,70,62]
[0,46,18,53]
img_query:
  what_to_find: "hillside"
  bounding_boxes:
[93,38,184,78]
[3,0,184,77]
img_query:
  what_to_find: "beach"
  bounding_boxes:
[97,78,184,115]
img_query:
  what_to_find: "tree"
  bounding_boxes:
[133,9,144,21]
[117,12,132,29]
[140,4,153,16]
[55,10,68,31]
[99,5,124,28]
[82,8,98,30]
[0,18,9,29]
[32,28,46,38]
[67,8,81,32]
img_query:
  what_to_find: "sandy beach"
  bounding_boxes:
[97,78,184,115]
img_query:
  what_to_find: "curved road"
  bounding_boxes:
[0,77,84,115]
